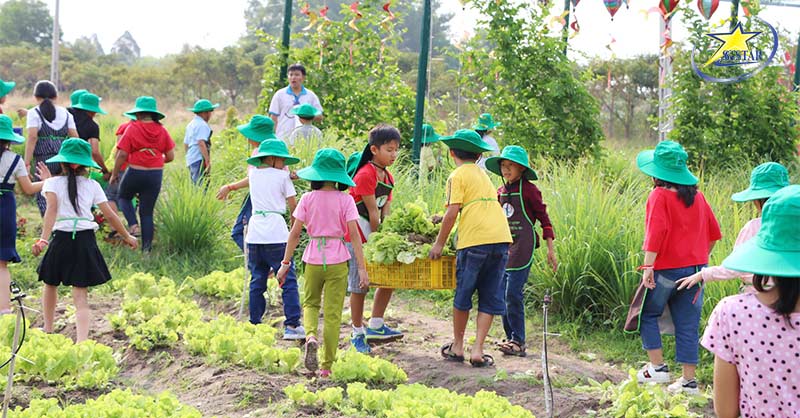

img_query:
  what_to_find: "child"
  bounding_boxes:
[676,162,790,292]
[0,78,15,114]
[472,113,500,169]
[219,115,279,252]
[277,148,368,378]
[701,185,800,418]
[484,145,558,357]
[184,99,219,184]
[104,114,136,217]
[430,129,512,367]
[633,140,722,394]
[221,139,305,340]
[69,93,111,177]
[0,115,50,313]
[285,104,322,148]
[31,138,137,342]
[347,124,402,353]
[418,123,441,179]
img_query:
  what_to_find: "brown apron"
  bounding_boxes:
[499,180,538,271]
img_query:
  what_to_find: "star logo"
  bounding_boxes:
[703,23,762,67]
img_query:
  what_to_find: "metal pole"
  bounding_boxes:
[657,17,673,142]
[562,0,571,55]
[279,0,293,84]
[412,0,432,164]
[794,33,800,91]
[50,0,60,87]
[730,0,740,30]
[542,290,554,418]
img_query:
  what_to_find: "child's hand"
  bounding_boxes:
[31,239,47,257]
[429,242,444,260]
[109,173,119,184]
[358,267,369,289]
[123,235,138,250]
[641,268,655,289]
[36,162,52,180]
[216,185,231,200]
[676,272,702,290]
[547,249,558,273]
[276,263,290,287]
[289,171,298,180]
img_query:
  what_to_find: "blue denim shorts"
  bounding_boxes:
[453,243,509,315]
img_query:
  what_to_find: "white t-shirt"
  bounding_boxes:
[25,105,76,132]
[268,86,323,141]
[477,134,500,169]
[0,152,28,184]
[245,167,297,244]
[42,176,107,232]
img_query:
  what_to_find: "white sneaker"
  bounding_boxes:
[636,363,671,384]
[667,377,700,395]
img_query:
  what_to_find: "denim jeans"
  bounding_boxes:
[231,195,252,252]
[454,243,509,315]
[640,265,705,365]
[247,243,301,327]
[188,160,206,185]
[118,168,163,251]
[501,266,532,345]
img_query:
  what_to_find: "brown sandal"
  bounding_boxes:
[498,340,527,357]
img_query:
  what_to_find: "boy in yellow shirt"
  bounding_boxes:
[430,129,512,368]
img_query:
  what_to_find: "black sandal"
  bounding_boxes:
[470,354,495,368]
[440,343,465,362]
[498,340,527,357]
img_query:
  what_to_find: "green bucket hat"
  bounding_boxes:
[421,123,441,144]
[636,140,698,186]
[731,162,790,202]
[440,129,494,154]
[0,79,15,99]
[246,139,300,166]
[45,138,100,169]
[290,103,321,119]
[346,151,362,177]
[0,115,24,143]
[485,146,538,181]
[188,99,220,113]
[472,113,501,130]
[297,148,355,187]
[237,115,277,143]
[72,93,107,115]
[124,96,166,120]
[69,89,88,107]
[722,185,800,277]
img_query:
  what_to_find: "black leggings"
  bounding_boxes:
[118,168,163,251]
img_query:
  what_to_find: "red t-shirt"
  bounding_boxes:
[643,187,722,270]
[115,122,131,137]
[117,121,175,168]
[345,163,394,243]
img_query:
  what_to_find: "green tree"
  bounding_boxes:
[0,0,53,48]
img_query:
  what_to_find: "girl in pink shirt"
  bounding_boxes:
[277,148,368,378]
[677,162,790,291]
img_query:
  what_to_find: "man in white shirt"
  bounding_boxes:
[268,63,323,141]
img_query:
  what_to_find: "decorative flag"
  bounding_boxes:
[301,3,318,31]
[348,1,363,32]
[570,18,580,38]
[604,0,622,19]
[658,0,680,19]
[697,0,719,19]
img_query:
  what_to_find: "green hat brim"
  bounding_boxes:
[731,186,786,202]
[246,152,300,166]
[636,150,698,186]
[722,237,800,277]
[73,103,107,115]
[441,137,494,154]
[472,122,501,130]
[0,80,15,98]
[422,133,441,144]
[290,108,322,119]
[45,153,101,170]
[237,124,277,143]
[297,166,355,187]
[188,104,220,113]
[124,108,166,120]
[484,156,538,180]
[0,130,25,144]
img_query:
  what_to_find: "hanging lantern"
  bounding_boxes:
[658,0,680,18]
[604,0,622,19]
[697,0,719,19]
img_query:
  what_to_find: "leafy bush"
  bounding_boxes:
[9,388,202,417]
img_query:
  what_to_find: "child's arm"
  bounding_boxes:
[98,202,138,250]
[429,204,460,259]
[32,192,58,257]
[216,177,249,200]
[198,141,210,168]
[277,219,304,286]
[545,238,557,272]
[348,219,369,289]
[641,251,657,289]
[287,196,297,225]
[712,356,740,418]
[109,150,128,184]
[361,194,381,232]
[15,162,52,195]
[380,200,391,223]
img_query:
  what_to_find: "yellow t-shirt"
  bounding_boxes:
[446,163,512,249]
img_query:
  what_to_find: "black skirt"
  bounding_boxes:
[37,230,111,287]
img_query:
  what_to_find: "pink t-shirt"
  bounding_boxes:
[293,190,359,266]
[701,218,760,285]
[701,293,800,418]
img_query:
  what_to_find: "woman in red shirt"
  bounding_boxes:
[633,140,721,394]
[109,97,175,252]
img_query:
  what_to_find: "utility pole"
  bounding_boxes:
[279,0,293,84]
[411,0,432,163]
[562,0,571,55]
[730,0,740,29]
[50,0,60,87]
[794,33,800,91]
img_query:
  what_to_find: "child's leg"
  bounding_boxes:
[320,262,348,370]
[640,270,677,365]
[473,243,509,361]
[669,268,704,380]
[346,242,367,330]
[136,170,162,251]
[450,247,486,356]
[72,287,90,342]
[0,261,10,312]
[369,288,394,327]
[501,266,531,345]
[42,284,58,332]
[230,196,252,252]
[247,244,269,325]
[267,244,301,328]
[302,264,325,340]
[117,171,139,229]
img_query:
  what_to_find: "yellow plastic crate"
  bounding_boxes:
[367,256,456,290]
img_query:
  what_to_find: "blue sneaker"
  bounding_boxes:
[366,324,404,342]
[351,333,371,353]
[283,325,306,340]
